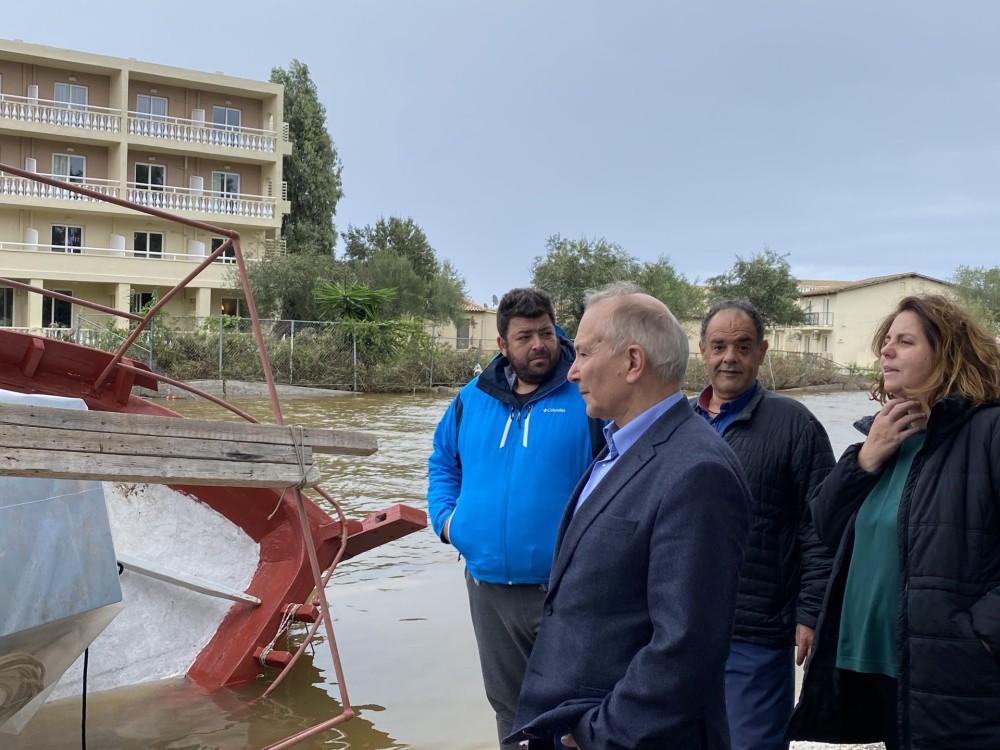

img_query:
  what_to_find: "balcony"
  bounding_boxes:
[0,238,234,263]
[0,93,121,132]
[127,112,277,153]
[0,172,119,202]
[127,184,276,219]
[802,311,834,327]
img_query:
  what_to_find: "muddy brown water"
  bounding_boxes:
[8,389,877,750]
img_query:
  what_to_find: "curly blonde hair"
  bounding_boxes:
[870,294,1000,406]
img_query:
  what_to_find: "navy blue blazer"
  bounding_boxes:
[506,398,752,750]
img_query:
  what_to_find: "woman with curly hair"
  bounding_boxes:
[788,294,1000,749]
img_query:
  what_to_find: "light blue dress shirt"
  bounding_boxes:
[574,390,685,512]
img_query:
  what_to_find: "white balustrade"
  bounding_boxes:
[127,113,276,152]
[0,94,120,132]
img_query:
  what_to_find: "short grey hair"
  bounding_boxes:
[583,282,689,385]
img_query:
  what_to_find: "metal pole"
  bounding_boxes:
[290,320,295,385]
[75,313,82,345]
[148,316,155,370]
[429,325,436,388]
[352,330,358,392]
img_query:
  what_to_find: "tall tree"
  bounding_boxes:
[951,265,1000,334]
[341,216,466,323]
[530,235,639,335]
[530,235,701,335]
[271,60,343,255]
[706,248,805,328]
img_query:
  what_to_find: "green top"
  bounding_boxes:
[837,432,925,678]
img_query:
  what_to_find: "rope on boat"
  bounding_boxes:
[258,605,301,668]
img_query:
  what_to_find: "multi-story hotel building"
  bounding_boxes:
[0,38,290,332]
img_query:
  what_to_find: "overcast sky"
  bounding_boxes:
[6,1,1000,306]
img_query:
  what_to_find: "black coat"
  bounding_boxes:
[788,394,1000,749]
[696,385,835,645]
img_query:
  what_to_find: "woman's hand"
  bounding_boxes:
[857,398,928,473]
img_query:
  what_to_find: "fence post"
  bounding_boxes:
[429,325,435,388]
[218,315,224,380]
[290,320,295,385]
[352,331,358,392]
[148,317,155,371]
[74,313,82,345]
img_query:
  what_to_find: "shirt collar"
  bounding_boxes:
[605,390,685,459]
[696,380,758,417]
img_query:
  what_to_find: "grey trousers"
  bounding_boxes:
[466,570,547,750]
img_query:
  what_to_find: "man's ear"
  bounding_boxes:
[759,339,770,360]
[624,344,645,384]
[497,335,507,356]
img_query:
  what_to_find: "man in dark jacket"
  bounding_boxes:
[694,299,835,750]
[428,288,603,749]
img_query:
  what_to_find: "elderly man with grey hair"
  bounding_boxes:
[507,282,752,750]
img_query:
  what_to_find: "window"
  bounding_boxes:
[455,318,471,349]
[43,290,73,328]
[136,94,168,120]
[212,106,241,130]
[51,225,83,253]
[133,231,164,258]
[211,171,240,196]
[211,237,235,263]
[134,162,165,190]
[135,94,168,136]
[0,287,12,326]
[220,297,246,317]
[54,82,88,110]
[130,292,154,314]
[52,154,86,183]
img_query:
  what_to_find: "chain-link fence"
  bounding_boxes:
[74,314,497,391]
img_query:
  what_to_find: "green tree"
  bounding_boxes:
[271,60,343,254]
[951,265,1000,335]
[636,256,706,322]
[341,216,466,323]
[530,235,701,335]
[237,253,345,320]
[706,248,806,328]
[314,281,396,321]
[530,235,639,335]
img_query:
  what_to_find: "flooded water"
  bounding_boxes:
[8,387,877,750]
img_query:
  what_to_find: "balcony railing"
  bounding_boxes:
[0,93,121,132]
[0,172,119,201]
[0,239,242,263]
[127,183,276,219]
[803,311,834,327]
[127,112,277,152]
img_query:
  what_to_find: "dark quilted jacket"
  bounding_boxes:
[697,385,835,646]
[788,395,1000,749]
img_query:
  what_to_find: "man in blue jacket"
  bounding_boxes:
[428,287,603,749]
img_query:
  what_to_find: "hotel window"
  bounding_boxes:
[136,94,168,120]
[134,231,165,258]
[54,82,88,110]
[134,162,165,190]
[0,287,12,326]
[211,237,235,263]
[211,171,240,196]
[52,154,85,183]
[43,291,72,328]
[130,292,154,314]
[212,106,241,131]
[51,225,83,253]
[220,297,246,317]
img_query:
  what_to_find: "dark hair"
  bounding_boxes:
[870,294,1000,406]
[700,299,765,345]
[496,288,555,337]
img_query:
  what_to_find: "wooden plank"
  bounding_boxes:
[0,447,321,487]
[0,401,378,456]
[0,423,313,465]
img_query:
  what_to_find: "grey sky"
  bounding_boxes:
[6,1,999,306]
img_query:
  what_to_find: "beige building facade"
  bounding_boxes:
[772,273,953,367]
[0,39,290,332]
[432,300,499,357]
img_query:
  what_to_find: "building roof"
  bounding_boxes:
[800,272,951,297]
[461,300,495,313]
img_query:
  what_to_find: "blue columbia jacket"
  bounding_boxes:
[427,337,603,584]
